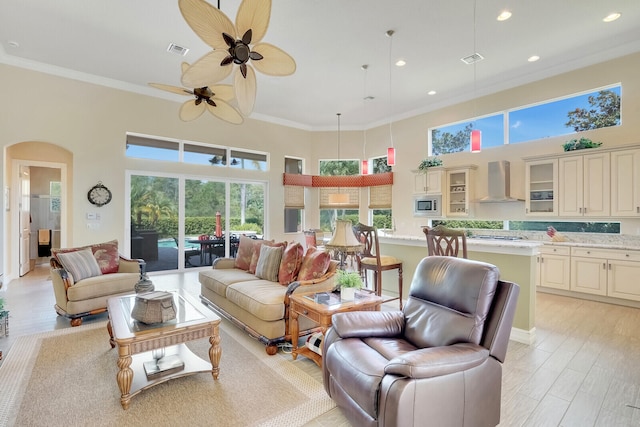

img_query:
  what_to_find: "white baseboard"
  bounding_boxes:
[510,327,536,345]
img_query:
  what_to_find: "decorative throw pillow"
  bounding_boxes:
[56,248,102,282]
[255,245,284,282]
[234,236,255,271]
[52,239,120,274]
[297,247,331,281]
[91,239,120,274]
[249,240,285,274]
[278,242,304,285]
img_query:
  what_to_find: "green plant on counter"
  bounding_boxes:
[417,156,443,172]
[336,270,363,289]
[562,137,602,152]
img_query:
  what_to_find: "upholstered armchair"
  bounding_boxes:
[322,256,520,427]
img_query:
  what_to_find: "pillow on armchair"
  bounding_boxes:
[56,248,103,282]
[52,239,120,274]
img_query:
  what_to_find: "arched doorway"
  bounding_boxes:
[3,141,71,281]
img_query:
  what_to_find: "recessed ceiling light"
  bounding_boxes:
[528,55,540,62]
[603,12,621,22]
[497,11,512,21]
[363,96,375,101]
[395,59,406,67]
[8,41,19,48]
[428,90,436,96]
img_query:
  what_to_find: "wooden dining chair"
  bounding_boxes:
[352,223,403,309]
[422,225,468,258]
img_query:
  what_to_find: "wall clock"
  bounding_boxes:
[87,182,112,207]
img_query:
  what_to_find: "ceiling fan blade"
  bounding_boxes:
[206,100,244,125]
[181,50,232,88]
[210,84,235,102]
[148,83,193,96]
[251,43,296,76]
[178,0,235,49]
[234,66,257,116]
[179,100,206,121]
[236,0,271,44]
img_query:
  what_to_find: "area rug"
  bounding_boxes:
[0,320,335,426]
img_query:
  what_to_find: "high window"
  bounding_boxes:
[429,84,621,155]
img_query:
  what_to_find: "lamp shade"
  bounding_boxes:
[387,147,396,166]
[326,220,363,251]
[470,130,482,152]
[361,159,369,175]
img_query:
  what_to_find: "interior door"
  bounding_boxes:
[19,165,31,276]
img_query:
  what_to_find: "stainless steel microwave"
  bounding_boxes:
[414,195,442,216]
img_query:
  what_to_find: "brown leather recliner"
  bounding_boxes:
[322,256,520,427]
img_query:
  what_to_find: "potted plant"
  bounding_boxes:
[336,270,363,301]
[417,156,443,173]
[562,137,602,152]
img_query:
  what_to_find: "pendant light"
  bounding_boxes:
[469,0,482,153]
[361,64,369,175]
[386,30,396,166]
[328,113,349,205]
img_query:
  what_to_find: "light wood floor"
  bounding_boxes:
[1,264,640,426]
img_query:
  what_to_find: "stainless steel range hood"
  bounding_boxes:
[478,160,523,203]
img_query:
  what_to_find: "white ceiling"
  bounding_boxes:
[1,0,639,130]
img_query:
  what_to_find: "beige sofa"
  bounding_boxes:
[50,241,142,326]
[199,257,338,355]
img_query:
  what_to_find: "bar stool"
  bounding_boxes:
[422,225,468,258]
[352,222,403,309]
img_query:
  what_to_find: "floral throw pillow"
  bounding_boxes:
[91,239,120,274]
[297,247,331,281]
[234,236,255,271]
[278,242,304,285]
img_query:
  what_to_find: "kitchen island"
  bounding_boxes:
[377,234,541,345]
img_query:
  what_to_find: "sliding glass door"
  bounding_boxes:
[129,173,265,272]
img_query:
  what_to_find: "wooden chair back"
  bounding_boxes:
[423,225,468,258]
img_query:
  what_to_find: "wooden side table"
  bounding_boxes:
[289,291,383,367]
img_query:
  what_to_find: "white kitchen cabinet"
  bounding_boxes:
[412,168,443,194]
[559,152,610,217]
[611,149,640,217]
[571,247,640,301]
[538,245,571,290]
[525,159,558,216]
[445,166,476,217]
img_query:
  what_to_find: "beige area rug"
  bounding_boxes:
[0,320,335,426]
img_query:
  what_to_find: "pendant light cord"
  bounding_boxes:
[362,65,368,159]
[387,31,394,148]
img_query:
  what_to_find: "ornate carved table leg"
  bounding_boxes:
[116,347,133,410]
[290,310,300,360]
[209,324,222,380]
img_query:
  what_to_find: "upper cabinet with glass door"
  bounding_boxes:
[525,159,558,216]
[445,166,476,217]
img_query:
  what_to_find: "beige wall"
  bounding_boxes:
[2,52,640,280]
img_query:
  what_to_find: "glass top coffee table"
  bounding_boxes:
[107,289,221,410]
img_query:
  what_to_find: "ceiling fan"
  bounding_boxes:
[149,62,243,124]
[179,0,296,116]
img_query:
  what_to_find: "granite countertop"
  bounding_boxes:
[542,241,640,252]
[377,232,640,252]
